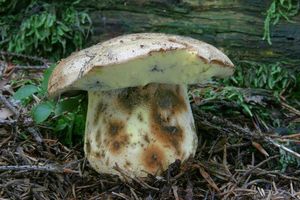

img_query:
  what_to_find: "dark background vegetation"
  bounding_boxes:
[0,0,300,199]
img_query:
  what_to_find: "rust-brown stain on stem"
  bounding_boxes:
[141,145,165,174]
[150,85,187,156]
[106,120,129,155]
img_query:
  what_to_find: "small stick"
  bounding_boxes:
[280,133,300,139]
[0,164,77,174]
[172,186,180,200]
[0,119,17,126]
[0,51,49,65]
[0,134,12,148]
[14,65,49,70]
[113,164,159,191]
[27,127,43,145]
[192,107,260,140]
[243,179,272,189]
[130,188,140,200]
[267,137,300,159]
[243,155,280,177]
[199,166,221,193]
[0,164,62,173]
[193,107,300,160]
[111,192,131,200]
[211,142,251,153]
[255,169,297,179]
[280,101,300,116]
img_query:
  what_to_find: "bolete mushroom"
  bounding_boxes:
[48,33,234,177]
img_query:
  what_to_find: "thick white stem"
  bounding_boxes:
[84,83,197,177]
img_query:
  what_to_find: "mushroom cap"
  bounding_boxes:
[48,33,234,97]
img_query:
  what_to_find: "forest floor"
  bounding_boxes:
[0,56,300,200]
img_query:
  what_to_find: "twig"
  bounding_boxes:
[135,176,160,191]
[185,180,193,200]
[255,169,300,181]
[195,99,239,109]
[243,179,272,189]
[14,65,49,70]
[198,166,221,193]
[243,155,280,177]
[280,133,300,139]
[113,164,159,191]
[266,137,300,159]
[0,51,49,65]
[0,92,19,117]
[193,106,300,160]
[0,164,61,172]
[192,106,259,140]
[0,119,17,126]
[27,127,43,145]
[111,192,131,200]
[130,188,140,200]
[0,164,78,174]
[211,142,251,153]
[0,38,9,45]
[172,186,180,200]
[0,134,12,148]
[281,101,300,116]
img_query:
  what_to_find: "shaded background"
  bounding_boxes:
[83,0,300,66]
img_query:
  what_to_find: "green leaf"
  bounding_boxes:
[41,64,56,94]
[37,13,47,27]
[280,0,285,5]
[57,26,65,36]
[270,1,276,13]
[242,103,253,117]
[73,114,86,136]
[54,117,69,131]
[54,96,82,115]
[32,101,54,123]
[13,85,39,100]
[65,113,75,146]
[45,14,55,28]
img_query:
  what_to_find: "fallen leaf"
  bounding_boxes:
[0,107,14,119]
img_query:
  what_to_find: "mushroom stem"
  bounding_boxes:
[84,83,198,177]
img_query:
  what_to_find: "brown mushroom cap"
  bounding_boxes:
[48,33,234,97]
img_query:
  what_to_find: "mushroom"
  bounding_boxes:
[48,33,234,177]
